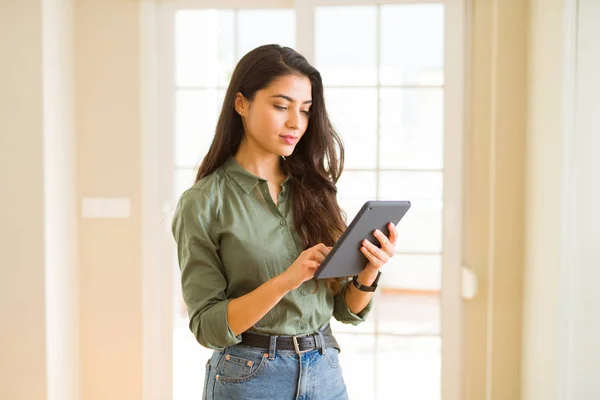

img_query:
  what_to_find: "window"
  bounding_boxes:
[159,2,464,399]
[172,8,299,400]
[314,5,444,400]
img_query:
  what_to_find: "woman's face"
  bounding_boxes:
[235,74,312,157]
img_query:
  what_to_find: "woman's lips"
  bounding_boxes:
[280,135,299,145]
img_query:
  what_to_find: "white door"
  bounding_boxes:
[158,1,466,399]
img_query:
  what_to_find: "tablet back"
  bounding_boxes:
[314,200,411,279]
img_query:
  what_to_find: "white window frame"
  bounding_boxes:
[140,1,467,399]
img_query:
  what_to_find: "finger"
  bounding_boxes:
[373,229,394,256]
[311,251,326,264]
[314,243,330,257]
[388,222,398,245]
[360,245,383,268]
[362,239,390,263]
[306,260,320,270]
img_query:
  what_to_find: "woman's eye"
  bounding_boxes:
[274,105,310,117]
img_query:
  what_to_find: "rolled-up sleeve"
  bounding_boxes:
[171,189,242,350]
[332,280,373,325]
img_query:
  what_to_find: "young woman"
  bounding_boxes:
[172,44,398,400]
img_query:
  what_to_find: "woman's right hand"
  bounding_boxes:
[278,243,331,291]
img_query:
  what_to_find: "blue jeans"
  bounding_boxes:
[203,344,349,400]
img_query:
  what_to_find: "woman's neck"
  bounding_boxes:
[234,141,284,183]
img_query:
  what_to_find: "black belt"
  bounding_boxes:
[240,324,339,355]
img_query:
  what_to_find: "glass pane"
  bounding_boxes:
[175,89,225,168]
[173,320,214,400]
[375,336,441,400]
[336,171,377,223]
[237,9,296,58]
[325,88,378,169]
[330,313,375,335]
[380,254,442,291]
[175,10,235,87]
[335,333,376,399]
[174,168,197,200]
[378,171,442,202]
[376,292,439,335]
[380,4,445,86]
[379,88,444,170]
[396,202,442,253]
[315,6,377,86]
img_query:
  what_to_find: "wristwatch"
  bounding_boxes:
[352,271,382,292]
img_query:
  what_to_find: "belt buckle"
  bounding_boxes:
[292,333,312,355]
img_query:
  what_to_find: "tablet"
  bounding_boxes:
[314,200,411,279]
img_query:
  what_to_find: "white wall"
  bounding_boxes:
[0,1,78,399]
[522,0,565,398]
[524,0,600,399]
[76,1,144,398]
[561,0,600,398]
[42,0,80,399]
[2,1,145,398]
[0,1,48,399]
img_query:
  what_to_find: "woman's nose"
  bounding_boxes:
[286,111,300,130]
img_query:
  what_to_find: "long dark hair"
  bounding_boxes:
[196,44,347,293]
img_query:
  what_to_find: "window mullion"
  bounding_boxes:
[376,5,381,200]
[233,10,238,59]
[293,0,315,63]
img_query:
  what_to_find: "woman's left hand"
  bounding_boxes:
[360,222,398,273]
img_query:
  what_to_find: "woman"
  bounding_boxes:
[172,44,398,400]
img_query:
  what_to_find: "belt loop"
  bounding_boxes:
[268,335,278,360]
[313,332,321,352]
[316,331,326,355]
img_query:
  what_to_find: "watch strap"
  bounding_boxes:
[352,271,382,292]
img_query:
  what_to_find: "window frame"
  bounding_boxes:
[141,1,467,399]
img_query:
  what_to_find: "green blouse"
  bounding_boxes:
[171,156,372,350]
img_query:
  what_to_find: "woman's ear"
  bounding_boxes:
[234,92,248,117]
